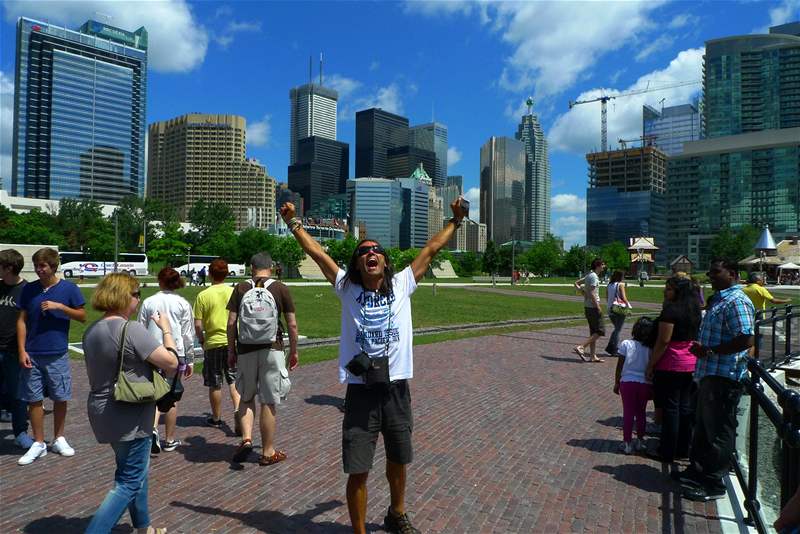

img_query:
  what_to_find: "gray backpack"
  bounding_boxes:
[237,279,279,344]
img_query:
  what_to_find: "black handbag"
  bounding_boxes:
[156,349,185,412]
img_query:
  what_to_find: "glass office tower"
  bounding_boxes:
[409,122,448,187]
[12,18,147,203]
[515,102,551,242]
[643,103,702,156]
[479,136,526,244]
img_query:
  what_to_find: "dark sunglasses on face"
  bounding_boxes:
[357,245,385,257]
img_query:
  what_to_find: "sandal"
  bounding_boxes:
[259,450,287,466]
[573,346,588,362]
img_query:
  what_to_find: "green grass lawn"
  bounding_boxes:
[71,284,589,343]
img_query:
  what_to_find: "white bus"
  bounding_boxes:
[59,252,149,278]
[175,259,247,278]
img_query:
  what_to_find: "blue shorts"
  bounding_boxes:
[19,353,72,402]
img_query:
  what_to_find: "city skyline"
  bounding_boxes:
[1,0,797,246]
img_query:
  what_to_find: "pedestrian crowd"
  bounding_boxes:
[0,197,467,534]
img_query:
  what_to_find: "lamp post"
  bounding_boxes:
[754,225,777,281]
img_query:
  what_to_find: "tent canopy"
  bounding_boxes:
[779,262,800,270]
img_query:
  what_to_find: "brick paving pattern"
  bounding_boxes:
[0,325,720,533]
[465,286,664,311]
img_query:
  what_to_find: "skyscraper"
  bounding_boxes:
[288,136,349,214]
[479,136,526,244]
[289,83,338,165]
[355,108,409,177]
[643,102,703,156]
[147,114,275,230]
[347,178,404,248]
[386,146,436,182]
[515,98,551,242]
[446,175,463,194]
[12,18,147,203]
[398,175,430,249]
[666,23,800,266]
[409,122,448,187]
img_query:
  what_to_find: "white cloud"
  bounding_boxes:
[635,34,675,62]
[0,70,13,189]
[213,19,262,49]
[326,74,362,100]
[551,194,586,214]
[369,60,380,71]
[769,0,800,27]
[248,115,271,147]
[494,1,666,97]
[668,13,699,29]
[551,214,586,248]
[548,47,704,155]
[3,0,209,73]
[366,84,404,115]
[465,186,480,222]
[447,147,462,168]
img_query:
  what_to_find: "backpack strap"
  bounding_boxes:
[263,278,275,289]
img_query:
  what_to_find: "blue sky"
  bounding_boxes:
[1,0,798,246]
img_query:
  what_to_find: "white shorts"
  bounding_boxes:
[235,349,291,405]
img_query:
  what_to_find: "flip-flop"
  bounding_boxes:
[259,450,287,466]
[591,358,605,363]
[573,347,588,362]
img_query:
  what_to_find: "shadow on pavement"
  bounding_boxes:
[174,435,241,464]
[540,355,586,364]
[171,499,380,533]
[566,437,622,454]
[595,416,624,429]
[175,414,209,428]
[594,463,669,493]
[305,394,344,408]
[22,515,96,533]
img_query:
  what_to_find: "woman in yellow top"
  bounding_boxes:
[742,272,791,311]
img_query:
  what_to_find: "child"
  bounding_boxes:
[613,317,655,454]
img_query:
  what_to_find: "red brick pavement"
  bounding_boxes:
[0,325,721,533]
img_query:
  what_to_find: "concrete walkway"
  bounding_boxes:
[465,286,664,310]
[1,325,722,533]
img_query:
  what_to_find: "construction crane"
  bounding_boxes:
[568,80,700,152]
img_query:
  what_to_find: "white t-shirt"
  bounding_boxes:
[335,266,417,384]
[618,339,651,384]
[137,290,195,361]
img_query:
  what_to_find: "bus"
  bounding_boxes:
[58,252,149,278]
[168,254,246,277]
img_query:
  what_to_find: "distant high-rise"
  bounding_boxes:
[147,114,275,230]
[398,175,430,249]
[288,136,349,215]
[355,108,409,177]
[480,136,526,244]
[386,146,436,182]
[409,122,448,187]
[515,98,551,241]
[12,18,147,203]
[289,83,338,165]
[586,146,667,248]
[347,178,403,248]
[446,175,463,194]
[643,102,702,156]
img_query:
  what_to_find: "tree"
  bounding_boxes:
[481,241,501,275]
[147,221,191,264]
[188,199,235,242]
[275,236,306,270]
[600,241,630,273]
[324,235,358,267]
[561,245,592,277]
[710,225,759,264]
[199,220,239,260]
[57,198,106,252]
[524,235,564,276]
[237,228,279,264]
[2,209,64,246]
[452,251,480,277]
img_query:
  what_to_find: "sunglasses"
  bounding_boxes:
[357,245,385,257]
[131,291,141,298]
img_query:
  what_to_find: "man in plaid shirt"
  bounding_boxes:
[675,259,754,502]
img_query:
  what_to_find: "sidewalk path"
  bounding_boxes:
[0,326,720,533]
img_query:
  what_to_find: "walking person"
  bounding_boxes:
[198,266,207,287]
[16,247,86,465]
[82,273,178,534]
[137,267,194,454]
[280,197,467,534]
[0,249,33,449]
[675,259,754,501]
[613,317,655,454]
[604,270,631,356]
[644,274,702,464]
[227,252,298,466]
[573,258,607,362]
[193,259,241,433]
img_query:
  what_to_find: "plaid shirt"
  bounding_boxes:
[696,285,755,382]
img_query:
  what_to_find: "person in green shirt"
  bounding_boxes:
[193,259,241,433]
[742,272,791,311]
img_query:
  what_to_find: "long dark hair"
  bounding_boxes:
[338,239,395,295]
[664,274,702,335]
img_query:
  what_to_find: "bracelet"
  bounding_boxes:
[288,217,303,232]
[163,331,172,336]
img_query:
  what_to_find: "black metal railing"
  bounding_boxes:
[732,306,800,532]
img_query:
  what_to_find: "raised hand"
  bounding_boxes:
[280,202,296,224]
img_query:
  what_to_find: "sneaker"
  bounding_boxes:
[18,441,47,465]
[51,436,75,456]
[682,485,726,502]
[232,440,253,463]
[633,438,647,452]
[162,439,181,452]
[206,417,223,428]
[14,432,34,449]
[0,409,11,422]
[233,411,242,437]
[384,507,420,534]
[619,441,634,455]
[151,430,161,454]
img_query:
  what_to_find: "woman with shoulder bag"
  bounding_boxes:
[83,273,178,534]
[605,270,632,356]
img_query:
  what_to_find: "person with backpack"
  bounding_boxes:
[226,252,297,465]
[279,197,467,534]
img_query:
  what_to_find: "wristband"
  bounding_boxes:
[162,331,172,336]
[288,217,303,232]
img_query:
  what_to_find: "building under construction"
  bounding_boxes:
[585,146,668,249]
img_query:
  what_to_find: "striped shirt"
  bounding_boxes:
[696,285,755,382]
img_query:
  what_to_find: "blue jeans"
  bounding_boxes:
[85,436,151,533]
[0,350,29,436]
[605,313,626,355]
